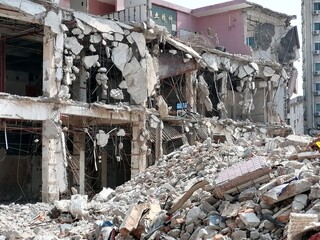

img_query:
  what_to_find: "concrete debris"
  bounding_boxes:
[130,32,146,58]
[90,33,102,44]
[110,88,124,100]
[73,12,124,34]
[2,131,320,239]
[45,11,62,34]
[64,37,83,55]
[112,43,131,72]
[82,55,99,69]
[96,130,109,147]
[263,66,276,77]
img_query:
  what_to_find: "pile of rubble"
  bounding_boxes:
[1,134,320,239]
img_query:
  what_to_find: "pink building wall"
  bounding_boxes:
[195,10,251,55]
[176,11,197,37]
[59,0,115,15]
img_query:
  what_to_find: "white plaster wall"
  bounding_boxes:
[289,100,304,134]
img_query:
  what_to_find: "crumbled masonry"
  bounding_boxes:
[1,133,320,239]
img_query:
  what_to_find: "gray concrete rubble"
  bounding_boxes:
[1,131,320,239]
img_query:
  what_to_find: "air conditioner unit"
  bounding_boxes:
[314,50,320,55]
[314,30,320,34]
[314,10,320,15]
[315,91,320,95]
[314,71,320,76]
[315,112,320,117]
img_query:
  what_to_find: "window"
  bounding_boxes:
[316,82,320,91]
[315,23,320,30]
[246,37,255,47]
[315,43,320,50]
[316,103,320,112]
[315,63,320,71]
[315,2,320,10]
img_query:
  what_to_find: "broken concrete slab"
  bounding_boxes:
[261,179,314,205]
[45,11,62,34]
[111,43,131,72]
[263,66,276,77]
[0,0,46,17]
[292,194,308,212]
[201,52,219,71]
[130,32,146,58]
[90,33,102,44]
[165,36,201,60]
[237,66,247,79]
[114,32,124,42]
[239,212,260,227]
[83,55,99,69]
[64,37,83,55]
[125,68,147,104]
[74,12,124,34]
[122,57,141,77]
[102,32,114,41]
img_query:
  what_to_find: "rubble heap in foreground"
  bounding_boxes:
[1,133,320,240]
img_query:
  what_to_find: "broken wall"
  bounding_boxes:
[245,9,297,64]
[195,10,251,55]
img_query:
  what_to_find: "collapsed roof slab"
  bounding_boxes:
[0,0,46,24]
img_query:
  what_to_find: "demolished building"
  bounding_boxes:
[0,0,299,203]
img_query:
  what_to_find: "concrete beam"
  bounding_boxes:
[0,95,145,123]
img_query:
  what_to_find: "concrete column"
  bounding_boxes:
[220,73,228,119]
[185,71,197,113]
[0,39,5,92]
[73,132,86,194]
[155,121,163,161]
[42,121,59,202]
[131,116,147,176]
[43,26,58,97]
[42,27,61,202]
[101,151,107,187]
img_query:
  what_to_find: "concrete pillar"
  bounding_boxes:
[42,27,60,202]
[43,26,58,97]
[73,132,86,194]
[220,73,228,119]
[155,121,163,161]
[101,151,107,187]
[42,121,59,202]
[0,39,5,92]
[185,71,197,113]
[131,116,147,176]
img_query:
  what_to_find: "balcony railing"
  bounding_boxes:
[105,1,151,23]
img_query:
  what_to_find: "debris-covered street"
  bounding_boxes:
[1,128,320,240]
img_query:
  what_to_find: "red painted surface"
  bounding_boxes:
[59,0,70,8]
[89,0,115,15]
[59,0,115,15]
[0,40,5,92]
